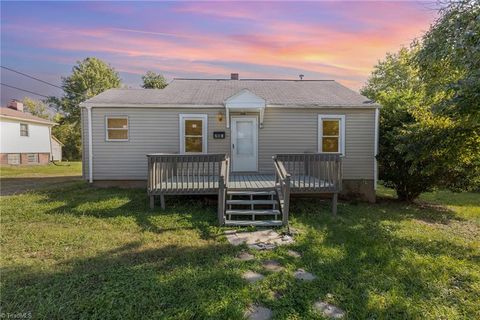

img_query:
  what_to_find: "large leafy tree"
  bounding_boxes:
[362,0,480,201]
[50,57,121,160]
[361,47,435,201]
[141,71,167,89]
[412,0,480,190]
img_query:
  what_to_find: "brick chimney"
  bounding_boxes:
[8,100,24,112]
[230,73,239,80]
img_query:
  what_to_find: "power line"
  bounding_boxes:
[1,66,63,89]
[0,83,51,98]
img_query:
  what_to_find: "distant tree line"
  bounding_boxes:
[24,58,167,160]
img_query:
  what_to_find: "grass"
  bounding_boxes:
[1,183,479,319]
[0,162,82,178]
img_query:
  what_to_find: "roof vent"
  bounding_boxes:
[230,73,239,80]
[299,74,304,80]
[8,99,24,112]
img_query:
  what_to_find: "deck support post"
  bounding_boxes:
[160,194,165,210]
[218,177,226,225]
[332,193,338,215]
[149,195,155,209]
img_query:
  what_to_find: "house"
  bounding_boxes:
[80,74,380,226]
[0,100,59,165]
[51,136,64,161]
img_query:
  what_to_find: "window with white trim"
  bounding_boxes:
[20,123,29,136]
[180,114,207,153]
[318,115,345,155]
[27,153,39,163]
[7,154,20,165]
[106,117,128,141]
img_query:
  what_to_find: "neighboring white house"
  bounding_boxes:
[0,100,60,165]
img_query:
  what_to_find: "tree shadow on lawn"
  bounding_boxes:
[37,183,220,239]
[286,198,479,319]
[1,242,250,319]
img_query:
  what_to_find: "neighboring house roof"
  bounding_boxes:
[81,79,379,108]
[0,107,56,125]
[51,135,64,146]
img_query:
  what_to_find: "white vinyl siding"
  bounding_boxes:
[82,107,374,180]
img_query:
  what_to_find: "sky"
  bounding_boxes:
[0,1,437,105]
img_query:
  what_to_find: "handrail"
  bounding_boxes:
[273,156,291,225]
[218,156,229,225]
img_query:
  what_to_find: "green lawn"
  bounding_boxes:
[1,183,478,319]
[0,162,82,178]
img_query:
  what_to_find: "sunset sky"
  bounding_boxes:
[1,1,437,105]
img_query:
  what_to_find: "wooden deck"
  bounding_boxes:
[228,174,334,192]
[147,153,342,223]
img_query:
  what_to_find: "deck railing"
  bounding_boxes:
[147,153,226,195]
[273,153,342,192]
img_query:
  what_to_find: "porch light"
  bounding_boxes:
[217,111,224,122]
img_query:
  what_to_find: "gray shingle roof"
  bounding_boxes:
[82,79,378,107]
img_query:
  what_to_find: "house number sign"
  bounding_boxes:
[213,131,225,139]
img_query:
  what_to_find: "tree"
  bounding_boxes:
[361,47,436,201]
[362,0,480,201]
[22,97,51,120]
[49,57,121,160]
[141,71,167,89]
[413,0,480,191]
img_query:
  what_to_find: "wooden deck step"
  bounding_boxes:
[226,199,276,205]
[226,209,281,216]
[224,220,283,227]
[227,190,276,196]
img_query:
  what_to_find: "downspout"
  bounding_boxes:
[374,107,379,190]
[48,125,53,162]
[87,105,93,183]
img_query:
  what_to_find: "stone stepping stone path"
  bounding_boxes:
[294,268,316,281]
[262,260,284,272]
[286,250,301,258]
[242,270,265,283]
[245,304,273,320]
[236,251,255,261]
[313,301,345,319]
[225,229,294,250]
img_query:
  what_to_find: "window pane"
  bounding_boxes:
[185,137,203,152]
[322,137,339,152]
[27,153,38,163]
[323,120,339,136]
[108,130,128,140]
[237,121,253,156]
[108,118,128,129]
[20,124,28,136]
[185,120,203,136]
[7,154,20,165]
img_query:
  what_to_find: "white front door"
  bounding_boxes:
[231,117,258,172]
